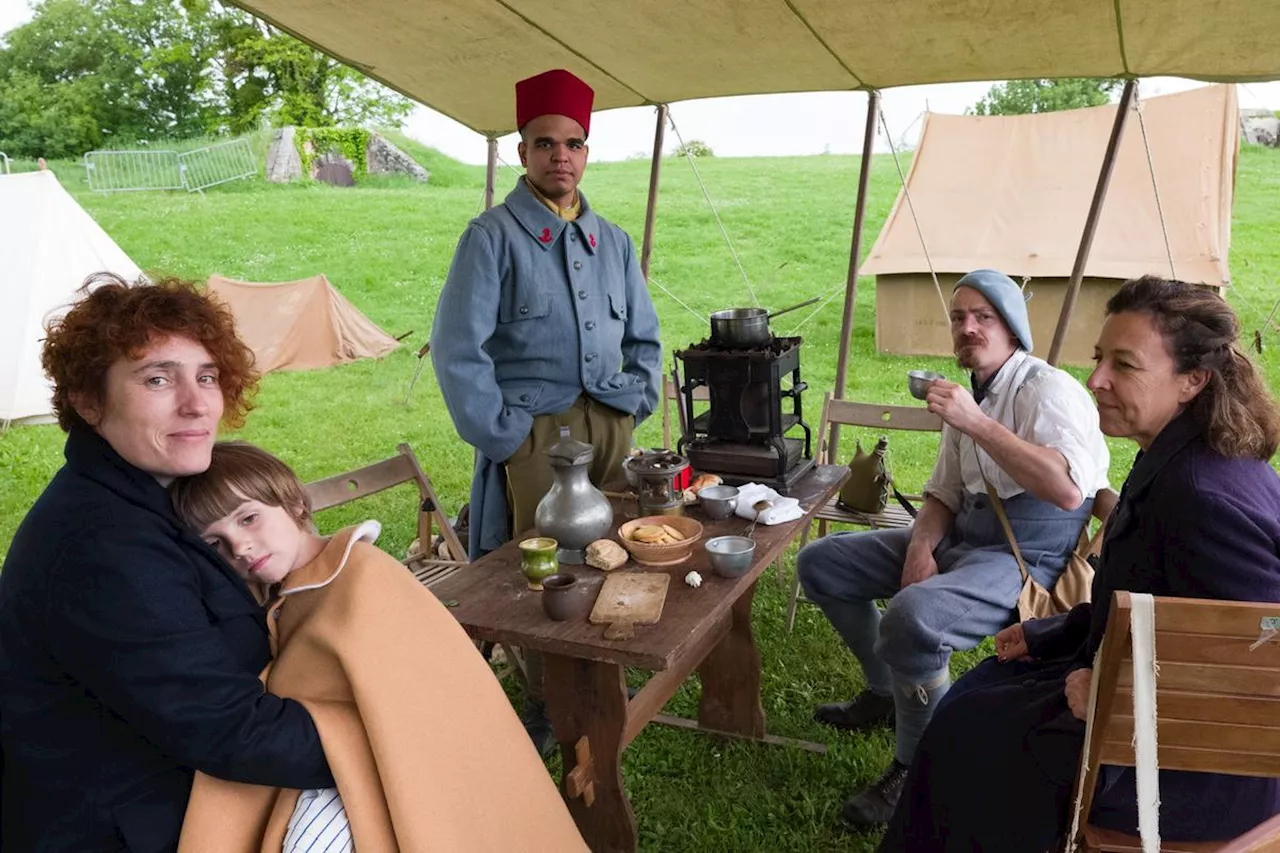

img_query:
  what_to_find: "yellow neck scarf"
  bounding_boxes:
[526,179,580,222]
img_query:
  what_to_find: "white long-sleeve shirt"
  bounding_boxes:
[922,349,1110,512]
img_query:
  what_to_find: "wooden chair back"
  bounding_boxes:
[305,442,467,587]
[814,392,943,466]
[1069,592,1280,853]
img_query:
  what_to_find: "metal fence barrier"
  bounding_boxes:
[84,138,257,193]
[84,149,185,192]
[179,139,257,192]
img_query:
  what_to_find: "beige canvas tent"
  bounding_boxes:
[862,85,1238,365]
[223,0,1280,387]
[206,274,399,373]
[222,1,1279,136]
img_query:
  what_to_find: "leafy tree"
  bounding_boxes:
[208,10,413,134]
[0,0,413,159]
[968,78,1122,116]
[673,139,714,158]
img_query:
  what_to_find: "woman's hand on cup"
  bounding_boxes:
[994,622,1031,662]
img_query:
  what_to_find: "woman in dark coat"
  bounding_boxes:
[881,276,1280,852]
[0,276,333,852]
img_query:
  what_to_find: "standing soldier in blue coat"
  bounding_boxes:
[431,68,662,753]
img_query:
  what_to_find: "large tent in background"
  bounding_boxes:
[206,274,400,373]
[0,170,143,424]
[223,0,1280,392]
[863,84,1238,365]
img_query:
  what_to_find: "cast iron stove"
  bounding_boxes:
[674,335,814,494]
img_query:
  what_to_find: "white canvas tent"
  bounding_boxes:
[863,85,1238,365]
[0,171,142,424]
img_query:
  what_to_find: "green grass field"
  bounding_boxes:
[3,142,1280,851]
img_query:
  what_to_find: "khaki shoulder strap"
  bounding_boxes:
[982,473,1030,584]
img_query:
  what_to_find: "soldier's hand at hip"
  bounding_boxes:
[925,380,987,436]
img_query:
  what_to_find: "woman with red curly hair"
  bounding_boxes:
[0,274,333,853]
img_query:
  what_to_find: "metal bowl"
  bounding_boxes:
[907,370,946,400]
[698,485,740,520]
[704,535,756,578]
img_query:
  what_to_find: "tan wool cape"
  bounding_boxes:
[178,522,587,852]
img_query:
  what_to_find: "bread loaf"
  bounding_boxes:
[585,539,628,571]
[688,473,723,496]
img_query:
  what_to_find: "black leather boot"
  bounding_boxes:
[813,689,895,731]
[521,700,557,759]
[841,759,910,827]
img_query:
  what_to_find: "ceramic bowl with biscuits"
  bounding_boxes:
[617,515,704,567]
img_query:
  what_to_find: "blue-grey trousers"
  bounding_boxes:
[797,491,1091,762]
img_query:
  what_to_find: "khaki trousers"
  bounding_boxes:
[504,394,633,702]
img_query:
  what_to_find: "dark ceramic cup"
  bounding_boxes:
[541,573,588,621]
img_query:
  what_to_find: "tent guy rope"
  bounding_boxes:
[645,273,713,323]
[1133,88,1177,280]
[667,108,761,308]
[879,107,951,324]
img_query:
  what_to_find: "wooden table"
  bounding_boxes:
[430,464,847,853]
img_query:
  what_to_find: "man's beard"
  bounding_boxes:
[954,338,985,370]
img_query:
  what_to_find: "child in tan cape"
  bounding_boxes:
[169,442,586,853]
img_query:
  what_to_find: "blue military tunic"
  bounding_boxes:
[431,177,662,556]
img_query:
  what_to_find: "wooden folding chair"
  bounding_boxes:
[1066,592,1280,853]
[784,392,943,631]
[305,442,467,588]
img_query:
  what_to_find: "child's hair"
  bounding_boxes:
[170,441,313,533]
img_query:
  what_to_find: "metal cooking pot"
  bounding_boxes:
[709,297,821,347]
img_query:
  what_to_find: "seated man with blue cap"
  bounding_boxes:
[796,268,1110,827]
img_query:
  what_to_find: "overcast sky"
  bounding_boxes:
[4,0,1279,165]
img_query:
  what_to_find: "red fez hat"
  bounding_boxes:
[515,69,594,136]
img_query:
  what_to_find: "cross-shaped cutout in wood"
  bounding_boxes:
[564,735,596,807]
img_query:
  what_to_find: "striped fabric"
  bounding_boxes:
[282,788,353,853]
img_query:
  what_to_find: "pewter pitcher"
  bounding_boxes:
[534,426,614,564]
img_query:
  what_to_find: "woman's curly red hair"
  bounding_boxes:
[41,273,259,431]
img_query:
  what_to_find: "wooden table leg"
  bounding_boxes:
[543,653,637,853]
[697,579,766,737]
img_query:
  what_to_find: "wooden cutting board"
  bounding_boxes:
[589,572,670,640]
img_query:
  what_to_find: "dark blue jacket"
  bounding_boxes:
[884,411,1280,851]
[0,427,332,852]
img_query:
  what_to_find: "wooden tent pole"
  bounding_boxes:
[1046,79,1137,366]
[484,136,498,210]
[830,90,881,448]
[640,105,669,280]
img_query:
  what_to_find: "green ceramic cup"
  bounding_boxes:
[518,536,559,590]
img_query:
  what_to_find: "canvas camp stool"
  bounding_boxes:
[1064,591,1280,853]
[784,393,943,632]
[304,443,525,684]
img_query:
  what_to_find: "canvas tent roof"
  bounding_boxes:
[206,274,399,373]
[0,171,142,424]
[225,0,1280,135]
[861,85,1238,287]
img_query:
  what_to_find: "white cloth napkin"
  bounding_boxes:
[733,483,804,525]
